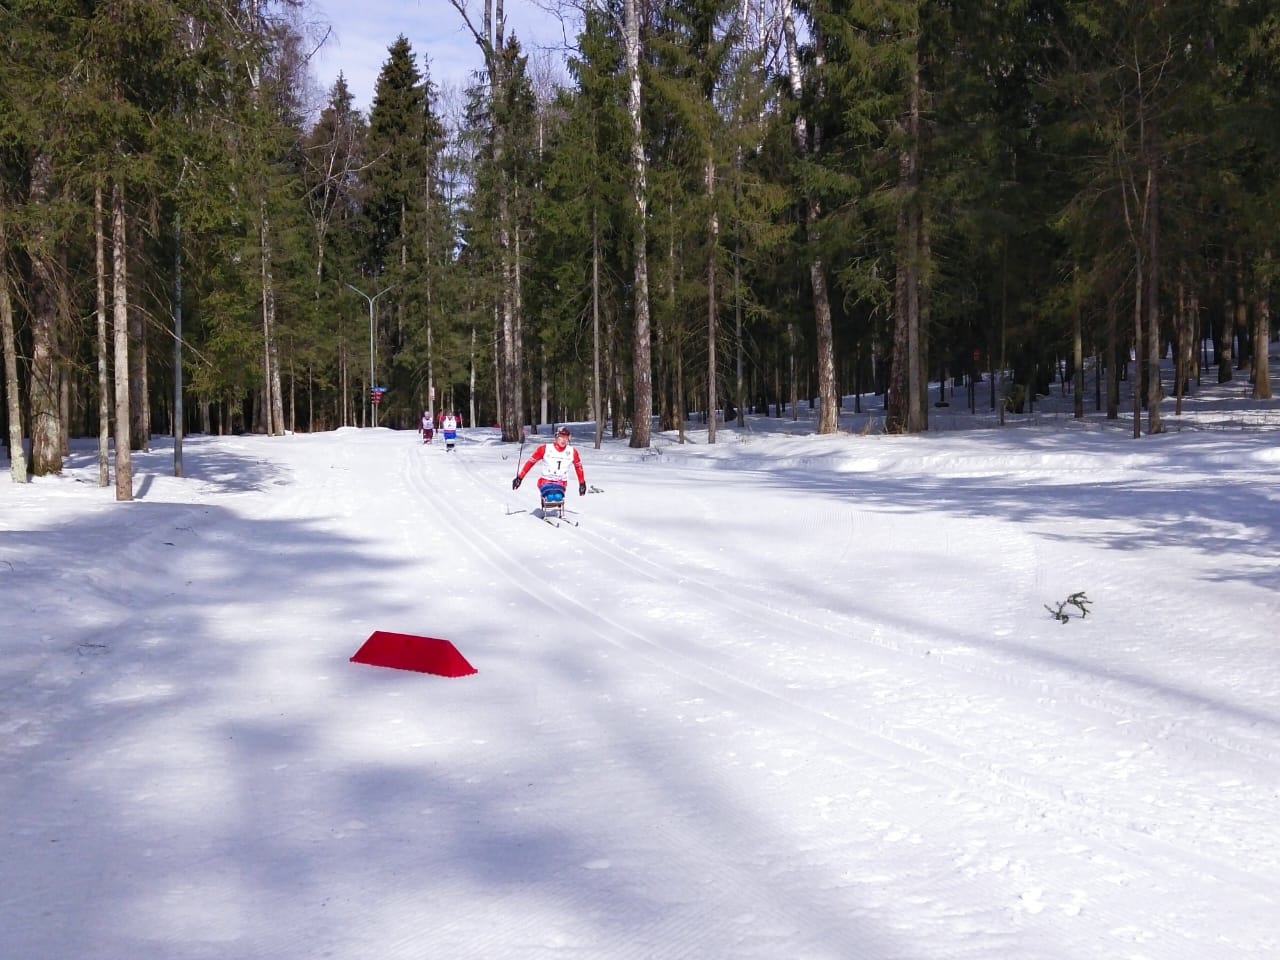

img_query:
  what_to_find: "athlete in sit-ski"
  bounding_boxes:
[441,413,459,451]
[512,427,587,497]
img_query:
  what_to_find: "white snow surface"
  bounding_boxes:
[3,386,1280,960]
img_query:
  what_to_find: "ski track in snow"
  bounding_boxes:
[405,432,1278,959]
[2,424,1278,960]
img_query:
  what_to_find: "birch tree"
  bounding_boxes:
[624,0,654,447]
[0,194,26,482]
[452,0,525,441]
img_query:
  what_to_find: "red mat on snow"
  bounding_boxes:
[350,631,477,677]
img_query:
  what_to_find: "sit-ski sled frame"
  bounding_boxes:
[538,483,576,526]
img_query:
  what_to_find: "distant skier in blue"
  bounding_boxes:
[442,412,459,451]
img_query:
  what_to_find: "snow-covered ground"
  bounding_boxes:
[3,372,1279,959]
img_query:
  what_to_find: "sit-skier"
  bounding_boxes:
[512,426,586,515]
[441,412,459,451]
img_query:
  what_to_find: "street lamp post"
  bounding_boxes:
[346,282,396,427]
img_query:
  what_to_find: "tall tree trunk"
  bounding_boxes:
[539,353,548,428]
[734,180,745,428]
[128,231,149,450]
[260,199,283,435]
[887,45,927,434]
[707,153,718,444]
[469,326,478,430]
[28,151,62,475]
[0,194,27,482]
[592,209,603,448]
[1234,256,1249,372]
[112,182,134,502]
[1174,278,1187,415]
[1132,238,1143,439]
[173,213,184,474]
[509,197,519,435]
[1145,164,1163,434]
[96,186,110,486]
[1106,294,1119,419]
[1254,249,1272,400]
[625,0,652,448]
[1218,251,1234,382]
[781,0,837,435]
[659,201,675,433]
[1072,266,1084,420]
[453,0,521,440]
[424,231,436,425]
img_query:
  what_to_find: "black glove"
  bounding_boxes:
[512,476,522,490]
[579,482,587,496]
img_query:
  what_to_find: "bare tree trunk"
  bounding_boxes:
[96,186,110,486]
[1174,277,1187,415]
[610,307,624,438]
[340,322,349,427]
[28,152,62,475]
[592,209,603,449]
[675,331,686,444]
[452,0,522,440]
[112,182,133,501]
[492,305,502,429]
[1218,251,1234,382]
[540,352,549,427]
[886,46,929,434]
[625,0,652,448]
[424,236,436,424]
[260,200,284,435]
[916,206,931,428]
[706,153,718,444]
[789,329,798,420]
[174,213,185,472]
[1106,294,1120,418]
[1253,249,1272,400]
[58,370,70,457]
[658,201,676,433]
[1132,243,1143,439]
[1145,165,1163,434]
[0,194,27,482]
[781,0,837,435]
[734,182,745,428]
[1186,283,1201,393]
[469,326,478,430]
[509,203,519,435]
[128,248,149,450]
[1234,257,1249,372]
[1072,266,1084,419]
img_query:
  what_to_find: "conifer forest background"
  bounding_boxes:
[2,1,1278,498]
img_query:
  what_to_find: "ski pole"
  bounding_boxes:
[513,427,527,484]
[505,428,527,517]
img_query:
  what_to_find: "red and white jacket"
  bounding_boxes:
[518,440,585,490]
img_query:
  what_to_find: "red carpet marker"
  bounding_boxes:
[350,631,477,677]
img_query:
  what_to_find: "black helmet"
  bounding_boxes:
[556,426,571,437]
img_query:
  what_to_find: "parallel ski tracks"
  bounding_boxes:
[462,447,1279,772]
[410,446,1280,921]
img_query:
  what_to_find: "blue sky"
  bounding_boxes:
[305,0,575,115]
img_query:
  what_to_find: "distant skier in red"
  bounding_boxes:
[512,426,586,499]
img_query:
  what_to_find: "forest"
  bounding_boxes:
[2,0,1277,498]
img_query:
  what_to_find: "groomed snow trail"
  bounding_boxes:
[400,429,1279,960]
[2,426,1277,960]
